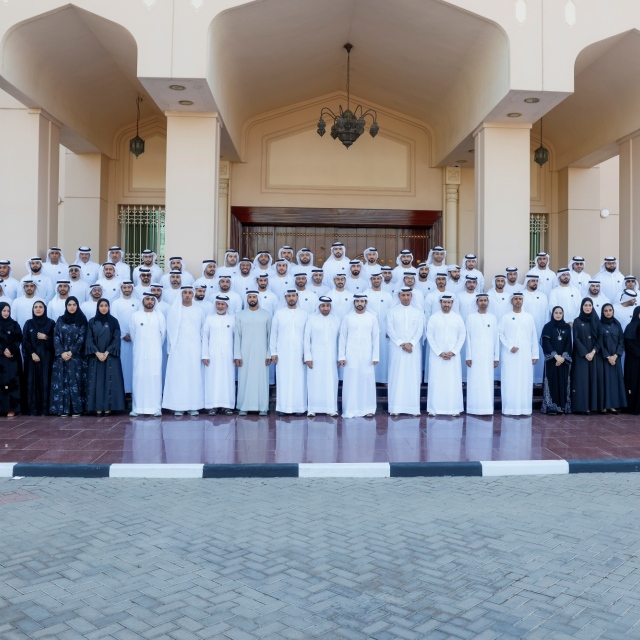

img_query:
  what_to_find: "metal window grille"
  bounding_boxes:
[530,213,548,268]
[118,205,166,269]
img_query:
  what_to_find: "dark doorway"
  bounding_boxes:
[229,207,442,267]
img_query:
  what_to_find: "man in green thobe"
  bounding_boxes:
[234,290,272,415]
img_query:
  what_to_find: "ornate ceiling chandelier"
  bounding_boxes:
[317,44,379,149]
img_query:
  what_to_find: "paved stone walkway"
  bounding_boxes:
[0,475,639,639]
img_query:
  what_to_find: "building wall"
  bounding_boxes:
[231,95,442,214]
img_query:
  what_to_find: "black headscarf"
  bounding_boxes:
[61,296,87,327]
[91,298,120,334]
[0,301,12,329]
[624,306,640,341]
[550,306,569,329]
[578,296,600,334]
[541,306,570,341]
[600,303,621,329]
[30,300,51,332]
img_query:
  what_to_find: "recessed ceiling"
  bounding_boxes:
[209,0,509,162]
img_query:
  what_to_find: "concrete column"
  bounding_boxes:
[0,104,60,269]
[619,136,640,275]
[60,151,109,262]
[474,122,531,282]
[557,167,601,271]
[165,111,221,277]
[218,160,230,261]
[444,167,460,266]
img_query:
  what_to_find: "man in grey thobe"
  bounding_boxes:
[234,291,272,416]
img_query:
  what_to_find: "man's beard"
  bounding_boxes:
[606,265,616,273]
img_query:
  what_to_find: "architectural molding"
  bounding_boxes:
[241,91,435,165]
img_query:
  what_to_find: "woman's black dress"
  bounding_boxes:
[600,313,627,411]
[23,312,55,416]
[571,314,604,413]
[540,321,572,414]
[624,307,640,414]
[85,315,126,412]
[0,306,23,414]
[50,317,87,416]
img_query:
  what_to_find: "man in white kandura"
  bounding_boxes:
[270,290,308,415]
[548,268,581,324]
[234,291,272,416]
[338,294,379,418]
[426,293,466,417]
[568,256,591,296]
[129,292,166,417]
[304,296,340,417]
[526,252,556,297]
[465,293,499,415]
[322,242,351,284]
[594,256,625,303]
[364,272,393,383]
[75,247,101,285]
[202,295,236,415]
[162,286,204,417]
[587,280,609,317]
[133,249,163,285]
[498,292,539,416]
[111,281,140,396]
[522,274,548,385]
[386,288,423,416]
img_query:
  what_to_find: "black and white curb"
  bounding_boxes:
[2,459,640,478]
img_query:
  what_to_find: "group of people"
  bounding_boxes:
[0,244,639,418]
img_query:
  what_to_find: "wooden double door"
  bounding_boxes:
[230,207,442,268]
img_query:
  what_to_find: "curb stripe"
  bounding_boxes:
[13,463,110,478]
[390,462,482,477]
[299,463,390,478]
[3,458,640,478]
[110,464,204,478]
[481,460,569,477]
[568,459,640,473]
[0,463,17,478]
[203,463,298,478]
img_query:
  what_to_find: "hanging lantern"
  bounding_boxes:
[130,95,145,158]
[534,118,549,167]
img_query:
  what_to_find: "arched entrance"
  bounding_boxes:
[230,207,442,265]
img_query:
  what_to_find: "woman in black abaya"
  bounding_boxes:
[50,297,88,417]
[599,304,626,414]
[623,307,640,414]
[571,298,604,414]
[85,299,125,414]
[540,306,572,415]
[0,301,23,417]
[22,301,55,416]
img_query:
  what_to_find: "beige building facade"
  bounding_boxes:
[0,0,636,281]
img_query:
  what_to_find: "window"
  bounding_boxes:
[118,205,165,268]
[530,213,548,268]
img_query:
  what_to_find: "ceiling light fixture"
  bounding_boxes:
[169,85,186,91]
[507,112,522,118]
[524,97,540,103]
[179,100,194,106]
[534,118,549,167]
[317,44,379,149]
[129,95,145,159]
